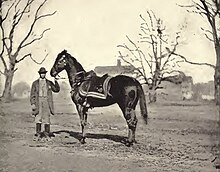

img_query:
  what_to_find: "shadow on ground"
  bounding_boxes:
[53,130,127,144]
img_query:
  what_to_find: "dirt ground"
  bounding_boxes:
[0,98,219,172]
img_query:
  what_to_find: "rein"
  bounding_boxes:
[55,71,85,81]
[55,75,68,80]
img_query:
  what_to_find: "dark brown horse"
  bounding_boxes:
[50,50,148,146]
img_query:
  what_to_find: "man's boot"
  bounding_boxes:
[44,124,50,137]
[44,124,55,138]
[35,123,41,136]
[33,123,41,141]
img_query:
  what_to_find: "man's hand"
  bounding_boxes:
[54,77,59,82]
[31,104,36,110]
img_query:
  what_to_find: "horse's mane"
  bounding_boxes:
[61,50,85,72]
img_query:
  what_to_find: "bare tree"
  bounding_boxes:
[178,0,220,104]
[0,0,56,101]
[178,1,220,167]
[118,11,185,103]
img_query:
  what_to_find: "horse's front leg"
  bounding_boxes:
[77,105,88,144]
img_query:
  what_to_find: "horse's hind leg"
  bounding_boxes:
[125,107,138,145]
[118,87,138,146]
[76,105,88,144]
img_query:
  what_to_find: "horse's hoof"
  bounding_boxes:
[123,138,135,146]
[80,138,86,144]
[49,132,55,137]
[125,141,133,147]
[133,140,138,144]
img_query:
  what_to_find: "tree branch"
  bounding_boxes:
[15,0,56,56]
[140,14,150,31]
[30,53,48,64]
[180,0,219,46]
[0,54,8,70]
[21,28,50,48]
[118,51,147,82]
[118,10,185,89]
[169,51,215,68]
[36,11,56,20]
[200,0,214,27]
[161,69,184,76]
[140,50,152,71]
[177,4,195,8]
[126,35,148,78]
[147,10,154,29]
[117,44,140,61]
[2,0,16,22]
[0,25,8,70]
[0,69,5,75]
[192,0,206,11]
[201,27,213,34]
[0,22,10,60]
[14,68,18,73]
[7,0,35,56]
[161,34,180,71]
[15,52,48,64]
[15,0,23,11]
[15,53,31,63]
[204,32,214,41]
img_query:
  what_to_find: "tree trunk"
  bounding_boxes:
[148,88,157,103]
[1,68,15,102]
[214,45,220,105]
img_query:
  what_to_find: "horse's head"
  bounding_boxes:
[50,49,70,77]
[50,49,85,78]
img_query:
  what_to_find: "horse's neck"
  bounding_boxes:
[65,57,86,87]
[66,67,85,88]
[66,68,76,87]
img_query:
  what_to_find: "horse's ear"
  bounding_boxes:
[62,49,67,54]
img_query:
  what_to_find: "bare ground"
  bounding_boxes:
[0,99,219,172]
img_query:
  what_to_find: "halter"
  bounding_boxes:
[58,55,67,66]
[55,54,82,80]
[55,52,86,87]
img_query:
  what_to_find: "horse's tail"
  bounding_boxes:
[137,83,148,125]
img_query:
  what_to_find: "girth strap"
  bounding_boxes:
[78,76,112,99]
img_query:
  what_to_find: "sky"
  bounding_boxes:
[1,0,216,86]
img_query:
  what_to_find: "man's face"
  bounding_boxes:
[40,73,46,79]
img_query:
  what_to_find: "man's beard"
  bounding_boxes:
[40,75,46,79]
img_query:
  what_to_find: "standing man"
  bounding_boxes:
[30,67,60,140]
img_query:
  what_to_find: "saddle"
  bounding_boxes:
[77,70,112,99]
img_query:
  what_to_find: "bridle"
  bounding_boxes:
[54,53,86,88]
[54,54,68,80]
[55,56,85,82]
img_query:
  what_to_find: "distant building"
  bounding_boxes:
[94,59,135,76]
[193,81,214,101]
[157,75,194,101]
[13,82,30,99]
[181,76,193,100]
[95,62,195,101]
[14,90,30,99]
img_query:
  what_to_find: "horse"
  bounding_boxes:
[50,50,148,146]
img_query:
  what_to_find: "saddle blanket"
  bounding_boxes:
[78,75,112,99]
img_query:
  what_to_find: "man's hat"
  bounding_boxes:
[38,67,47,74]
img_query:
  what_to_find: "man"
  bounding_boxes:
[30,67,60,140]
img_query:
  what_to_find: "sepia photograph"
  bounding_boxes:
[0,0,220,171]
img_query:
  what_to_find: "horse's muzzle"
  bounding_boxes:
[50,68,57,77]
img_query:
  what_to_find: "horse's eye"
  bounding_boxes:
[58,60,62,64]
